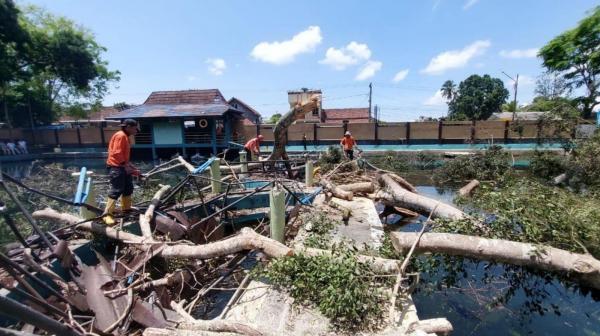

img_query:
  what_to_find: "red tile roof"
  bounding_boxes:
[323,108,370,123]
[144,89,227,105]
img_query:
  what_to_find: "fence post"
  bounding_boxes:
[536,121,542,144]
[100,123,106,146]
[374,121,379,143]
[269,185,285,243]
[76,127,82,146]
[406,122,411,144]
[54,129,59,145]
[471,120,476,143]
[438,121,443,143]
[305,159,313,187]
[313,123,318,146]
[210,158,221,193]
[504,121,509,143]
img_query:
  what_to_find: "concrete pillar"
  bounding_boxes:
[210,157,221,193]
[239,150,248,175]
[305,159,313,187]
[269,186,285,243]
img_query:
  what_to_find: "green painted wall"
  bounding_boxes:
[153,121,183,144]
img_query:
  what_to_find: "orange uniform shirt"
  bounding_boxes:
[244,137,261,152]
[106,130,131,166]
[340,136,356,150]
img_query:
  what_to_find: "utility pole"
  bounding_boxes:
[502,71,519,121]
[368,82,372,121]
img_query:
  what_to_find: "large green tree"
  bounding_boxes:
[446,74,509,121]
[0,0,29,127]
[538,6,600,119]
[0,1,119,127]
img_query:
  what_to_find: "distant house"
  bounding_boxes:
[228,97,262,125]
[59,106,122,123]
[322,108,370,124]
[106,89,245,159]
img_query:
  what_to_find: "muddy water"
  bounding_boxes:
[392,171,600,336]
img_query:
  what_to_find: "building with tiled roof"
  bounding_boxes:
[106,89,245,159]
[322,107,370,124]
[228,97,262,125]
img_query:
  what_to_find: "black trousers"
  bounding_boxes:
[345,149,354,160]
[107,166,133,200]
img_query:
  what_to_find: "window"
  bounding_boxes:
[312,108,319,116]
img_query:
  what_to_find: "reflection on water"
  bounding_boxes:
[390,173,600,336]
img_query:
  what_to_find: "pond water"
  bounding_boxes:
[2,159,599,335]
[394,172,600,336]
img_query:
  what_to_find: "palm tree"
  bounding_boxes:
[440,80,457,101]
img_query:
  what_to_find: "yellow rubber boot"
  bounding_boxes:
[121,195,132,212]
[103,197,117,225]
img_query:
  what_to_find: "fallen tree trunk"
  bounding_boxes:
[377,174,466,220]
[408,318,453,335]
[33,208,400,273]
[140,184,171,239]
[169,300,267,336]
[338,182,375,194]
[458,179,479,197]
[390,232,600,290]
[320,179,353,201]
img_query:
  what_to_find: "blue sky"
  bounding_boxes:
[20,0,599,121]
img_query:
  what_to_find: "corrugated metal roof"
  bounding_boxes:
[106,104,238,119]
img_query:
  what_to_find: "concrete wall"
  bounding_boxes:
[410,122,438,139]
[288,122,315,141]
[317,125,344,140]
[348,122,375,139]
[476,121,505,140]
[1,119,579,149]
[378,123,407,140]
[442,122,472,140]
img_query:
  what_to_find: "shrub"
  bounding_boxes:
[529,151,566,180]
[255,247,388,331]
[433,145,511,184]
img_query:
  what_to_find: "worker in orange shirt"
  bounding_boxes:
[103,119,140,225]
[340,131,357,160]
[244,134,264,161]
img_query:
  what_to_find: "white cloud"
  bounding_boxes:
[187,75,197,81]
[392,69,409,82]
[463,0,479,10]
[319,41,371,70]
[355,60,382,81]
[424,90,447,106]
[422,40,490,75]
[499,48,538,59]
[250,26,322,65]
[206,58,227,76]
